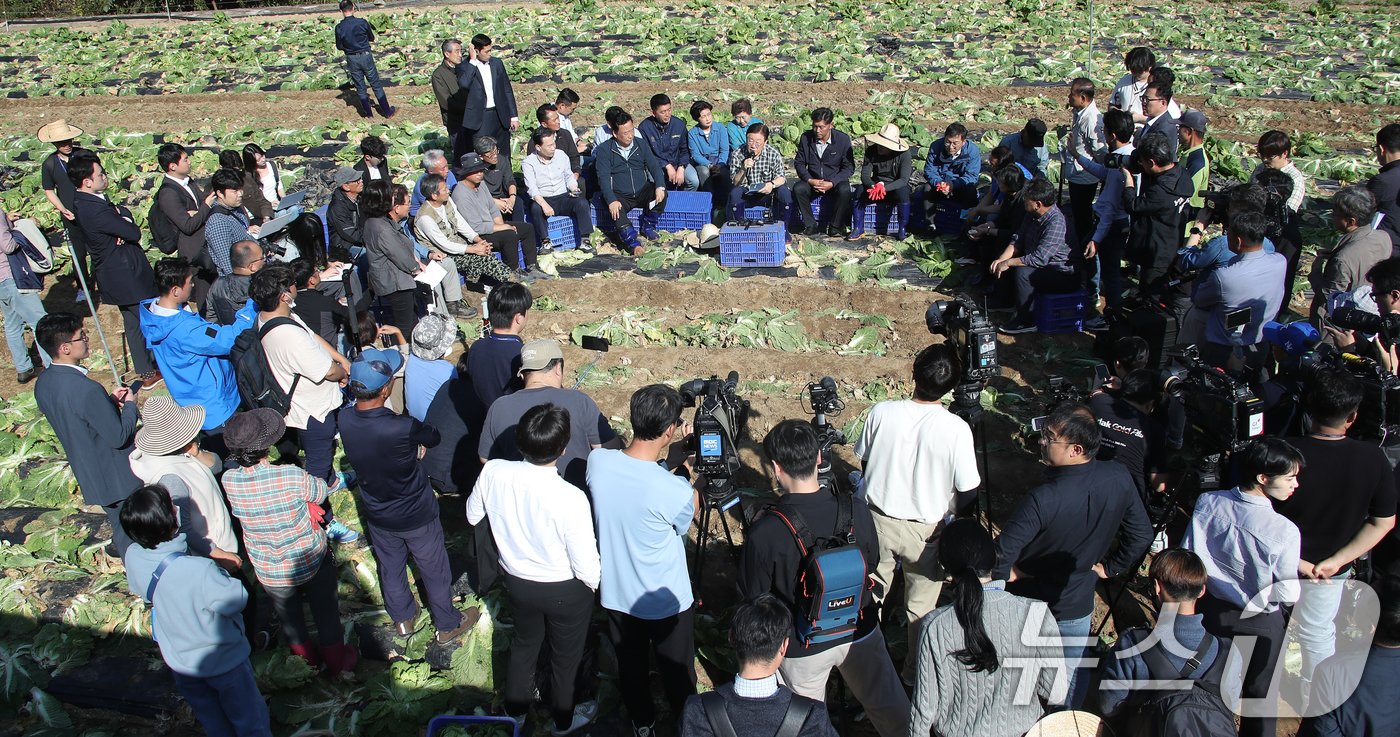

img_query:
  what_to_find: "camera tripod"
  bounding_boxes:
[1093,464,1200,638]
[691,477,745,608]
[948,380,995,531]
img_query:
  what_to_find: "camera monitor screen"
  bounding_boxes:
[699,433,724,458]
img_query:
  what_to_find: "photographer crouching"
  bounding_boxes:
[1326,257,1400,373]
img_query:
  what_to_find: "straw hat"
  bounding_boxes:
[135,396,206,456]
[1024,710,1111,737]
[37,119,83,143]
[864,123,910,152]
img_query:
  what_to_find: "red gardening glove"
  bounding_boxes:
[870,182,887,201]
[307,502,327,527]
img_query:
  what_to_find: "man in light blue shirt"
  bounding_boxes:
[587,384,699,737]
[1192,210,1287,373]
[1076,109,1135,313]
[1000,118,1048,179]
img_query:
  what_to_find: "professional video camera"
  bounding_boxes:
[926,295,1000,418]
[679,372,751,505]
[1286,343,1400,443]
[1101,151,1133,170]
[803,377,847,493]
[1330,303,1400,346]
[1160,346,1264,458]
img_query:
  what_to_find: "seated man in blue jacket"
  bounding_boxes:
[595,107,667,252]
[139,257,253,449]
[921,123,981,221]
[638,93,698,192]
[792,107,855,238]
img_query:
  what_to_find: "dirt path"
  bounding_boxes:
[4,80,1395,145]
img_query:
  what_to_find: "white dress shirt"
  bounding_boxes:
[522,152,577,199]
[164,174,197,204]
[466,459,601,589]
[471,58,495,109]
[1183,487,1301,612]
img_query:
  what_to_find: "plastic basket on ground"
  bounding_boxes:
[930,202,966,235]
[589,195,640,227]
[719,222,787,267]
[1034,290,1089,333]
[858,202,902,235]
[426,715,521,737]
[656,190,712,231]
[545,216,583,250]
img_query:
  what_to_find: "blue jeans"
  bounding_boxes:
[344,52,385,98]
[1056,612,1093,710]
[0,279,48,373]
[172,660,272,737]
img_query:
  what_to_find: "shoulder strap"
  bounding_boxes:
[145,551,187,603]
[774,694,816,737]
[767,505,816,555]
[255,316,302,398]
[701,691,740,737]
[1141,632,1215,681]
[835,491,855,544]
[1180,633,1215,679]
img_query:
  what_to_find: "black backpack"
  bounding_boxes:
[147,186,181,255]
[1130,632,1237,737]
[230,317,302,415]
[701,690,814,737]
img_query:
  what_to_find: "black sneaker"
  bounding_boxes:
[538,239,556,255]
[998,321,1037,335]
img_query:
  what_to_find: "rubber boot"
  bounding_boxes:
[321,642,359,676]
[618,223,643,254]
[289,642,322,668]
[896,202,911,240]
[375,92,397,119]
[638,210,660,242]
[356,95,374,119]
[846,207,867,241]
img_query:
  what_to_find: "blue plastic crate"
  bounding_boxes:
[657,190,713,231]
[545,216,583,249]
[858,202,903,235]
[589,195,641,228]
[719,222,787,267]
[739,204,770,221]
[1034,290,1089,334]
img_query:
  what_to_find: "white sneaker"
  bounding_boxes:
[551,700,598,736]
[74,290,87,304]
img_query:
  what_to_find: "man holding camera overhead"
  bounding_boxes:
[588,384,700,737]
[853,344,980,677]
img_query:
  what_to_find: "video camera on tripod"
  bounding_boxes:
[679,372,751,509]
[925,295,1000,418]
[803,377,848,493]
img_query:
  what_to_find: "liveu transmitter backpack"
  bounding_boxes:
[768,492,868,647]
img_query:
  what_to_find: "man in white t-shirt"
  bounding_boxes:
[854,343,981,667]
[248,263,359,543]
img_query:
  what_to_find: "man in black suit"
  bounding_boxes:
[792,107,855,238]
[1136,81,1179,160]
[33,312,142,555]
[154,143,216,309]
[457,34,520,175]
[353,135,392,187]
[69,154,160,382]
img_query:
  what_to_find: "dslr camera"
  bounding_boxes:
[679,372,751,507]
[1330,303,1400,346]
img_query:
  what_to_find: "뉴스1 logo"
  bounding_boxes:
[827,595,854,610]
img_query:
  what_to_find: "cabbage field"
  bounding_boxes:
[0,0,1396,735]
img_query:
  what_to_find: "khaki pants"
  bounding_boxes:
[870,508,945,649]
[778,628,910,737]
